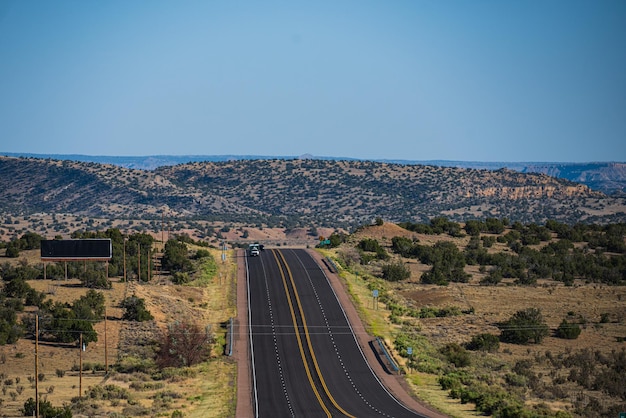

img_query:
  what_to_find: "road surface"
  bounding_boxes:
[247,248,430,417]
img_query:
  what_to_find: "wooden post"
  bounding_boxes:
[123,238,127,282]
[104,308,108,374]
[79,334,83,397]
[35,314,39,418]
[64,261,68,280]
[137,243,141,281]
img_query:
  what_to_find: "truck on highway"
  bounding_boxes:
[248,243,261,257]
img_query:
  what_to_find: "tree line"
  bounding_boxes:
[349,218,626,286]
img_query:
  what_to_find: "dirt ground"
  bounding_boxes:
[0,277,127,417]
[2,221,626,417]
[399,280,626,356]
[0,246,238,418]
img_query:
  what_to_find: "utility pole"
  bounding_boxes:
[104,307,108,374]
[35,314,39,418]
[137,243,141,281]
[123,238,127,282]
[79,333,83,398]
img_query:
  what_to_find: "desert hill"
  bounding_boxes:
[1,156,625,229]
[4,152,625,195]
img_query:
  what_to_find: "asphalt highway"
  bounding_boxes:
[247,248,428,417]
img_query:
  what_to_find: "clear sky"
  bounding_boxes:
[0,1,624,162]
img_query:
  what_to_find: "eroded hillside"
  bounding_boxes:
[1,156,625,227]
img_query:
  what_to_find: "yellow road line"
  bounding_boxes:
[271,249,332,418]
[276,250,356,418]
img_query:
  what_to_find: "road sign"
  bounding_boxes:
[407,347,413,355]
[373,290,379,298]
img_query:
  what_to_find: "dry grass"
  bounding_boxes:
[0,247,238,417]
[326,225,626,417]
[336,264,626,417]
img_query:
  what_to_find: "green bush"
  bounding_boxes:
[171,272,191,284]
[22,398,72,418]
[499,308,549,344]
[440,343,471,368]
[194,249,210,259]
[466,333,500,352]
[121,296,154,322]
[381,262,411,282]
[555,319,581,339]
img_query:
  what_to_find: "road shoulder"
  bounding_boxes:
[307,249,448,418]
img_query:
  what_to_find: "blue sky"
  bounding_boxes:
[1,0,624,162]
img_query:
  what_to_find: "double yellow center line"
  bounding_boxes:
[272,249,355,418]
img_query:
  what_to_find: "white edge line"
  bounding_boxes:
[245,252,259,418]
[303,250,423,416]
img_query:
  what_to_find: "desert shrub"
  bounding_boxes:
[555,319,581,339]
[115,355,156,374]
[171,272,191,284]
[86,384,131,400]
[41,301,98,346]
[464,220,484,236]
[327,233,348,248]
[193,249,210,259]
[505,373,527,387]
[0,319,23,345]
[412,306,462,318]
[419,241,470,285]
[440,343,471,368]
[22,397,72,418]
[499,308,549,344]
[156,320,214,368]
[452,382,526,416]
[480,268,502,285]
[153,390,183,400]
[358,238,382,253]
[121,296,154,322]
[337,247,361,268]
[130,381,165,391]
[80,269,111,289]
[121,404,151,416]
[381,262,411,282]
[481,235,496,248]
[162,239,192,273]
[466,333,500,352]
[391,236,417,257]
[357,238,390,260]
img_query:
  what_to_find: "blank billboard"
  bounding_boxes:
[41,239,112,260]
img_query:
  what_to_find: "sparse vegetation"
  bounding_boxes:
[0,155,625,418]
[323,219,626,416]
[156,320,214,368]
[121,296,154,322]
[499,308,550,344]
